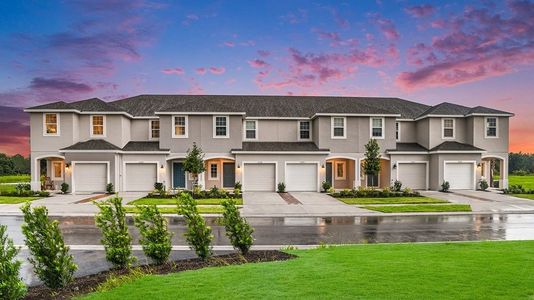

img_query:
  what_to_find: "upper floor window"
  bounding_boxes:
[442,118,455,139]
[91,115,106,137]
[172,115,188,138]
[150,120,160,139]
[299,121,311,140]
[214,116,229,138]
[371,118,384,139]
[244,120,257,140]
[209,163,218,179]
[331,117,346,139]
[43,113,60,136]
[485,117,498,138]
[395,122,400,141]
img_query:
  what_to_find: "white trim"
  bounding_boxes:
[241,161,278,192]
[43,113,60,136]
[123,161,159,191]
[334,161,346,180]
[314,113,400,118]
[441,118,455,139]
[370,117,385,139]
[172,115,188,138]
[298,120,312,141]
[466,113,514,117]
[429,150,485,154]
[243,119,258,141]
[331,116,346,139]
[443,160,477,190]
[157,111,246,115]
[231,151,330,155]
[395,121,401,141]
[247,116,310,120]
[204,155,236,161]
[213,115,229,138]
[396,118,415,122]
[208,162,219,180]
[90,115,107,138]
[481,154,506,160]
[387,151,428,155]
[484,116,499,138]
[395,161,429,190]
[284,161,321,192]
[149,119,160,140]
[415,114,465,121]
[51,161,64,180]
[71,161,110,194]
[27,109,79,113]
[60,150,170,154]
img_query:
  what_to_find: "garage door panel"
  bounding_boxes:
[125,164,157,192]
[286,163,317,192]
[445,163,474,190]
[244,164,275,192]
[74,163,107,193]
[398,163,426,190]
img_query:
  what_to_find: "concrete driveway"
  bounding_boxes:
[241,192,376,217]
[421,190,534,213]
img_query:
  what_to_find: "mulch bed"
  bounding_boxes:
[24,250,296,300]
[278,192,302,205]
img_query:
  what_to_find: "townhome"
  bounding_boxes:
[25,95,513,193]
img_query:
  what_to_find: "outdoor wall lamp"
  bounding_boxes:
[160,164,165,169]
[65,163,71,169]
[321,164,325,169]
[392,163,397,169]
[237,164,241,169]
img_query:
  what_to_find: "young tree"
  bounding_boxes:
[0,225,26,300]
[178,193,213,260]
[221,199,254,255]
[183,143,206,187]
[363,139,381,187]
[134,205,173,265]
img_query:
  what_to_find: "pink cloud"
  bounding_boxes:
[195,67,207,75]
[375,17,400,41]
[223,41,235,47]
[248,59,269,68]
[161,67,185,75]
[29,77,93,93]
[257,50,271,57]
[404,5,435,18]
[209,66,226,75]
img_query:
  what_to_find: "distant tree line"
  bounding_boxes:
[0,153,30,175]
[509,152,534,175]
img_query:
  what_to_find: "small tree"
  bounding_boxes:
[363,139,381,187]
[0,225,26,300]
[183,143,206,187]
[221,199,254,255]
[20,203,77,290]
[134,205,173,265]
[95,197,135,269]
[177,193,213,260]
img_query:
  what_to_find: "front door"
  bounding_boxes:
[173,162,186,188]
[326,162,333,186]
[367,174,379,187]
[223,162,235,188]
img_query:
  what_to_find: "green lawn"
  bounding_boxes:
[337,196,447,205]
[129,197,243,206]
[82,241,534,299]
[508,175,534,189]
[363,204,472,213]
[0,174,30,183]
[512,194,534,200]
[0,196,39,204]
[0,184,16,193]
[123,206,224,214]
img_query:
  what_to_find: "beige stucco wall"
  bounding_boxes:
[399,121,417,143]
[255,119,299,142]
[471,116,509,152]
[131,119,150,141]
[415,118,430,149]
[30,113,78,152]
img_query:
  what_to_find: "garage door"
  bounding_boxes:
[243,163,275,191]
[125,163,157,191]
[398,163,427,190]
[444,163,474,190]
[286,163,317,191]
[74,163,107,193]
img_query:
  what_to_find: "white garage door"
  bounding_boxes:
[244,163,275,192]
[286,163,317,192]
[444,163,474,190]
[125,163,157,191]
[398,163,427,190]
[74,163,107,193]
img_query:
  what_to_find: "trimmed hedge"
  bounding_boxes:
[331,187,421,198]
[503,184,534,194]
[148,187,242,199]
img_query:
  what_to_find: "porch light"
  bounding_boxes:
[321,164,325,169]
[161,164,165,169]
[65,163,71,169]
[392,163,397,169]
[237,164,241,169]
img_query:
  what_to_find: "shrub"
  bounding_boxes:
[441,181,450,192]
[15,183,31,195]
[177,193,213,260]
[20,203,77,290]
[221,199,254,255]
[38,191,50,197]
[0,225,26,300]
[134,205,173,265]
[479,179,489,191]
[234,187,241,197]
[277,182,286,193]
[392,180,402,192]
[106,183,114,194]
[154,182,165,196]
[234,181,242,190]
[95,197,135,269]
[321,181,331,192]
[60,182,69,194]
[503,184,526,194]
[511,169,530,176]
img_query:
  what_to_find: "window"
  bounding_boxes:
[91,115,105,137]
[442,118,455,139]
[395,122,400,141]
[331,117,346,138]
[209,163,218,179]
[299,121,311,140]
[244,120,257,140]
[214,116,229,138]
[371,118,384,139]
[52,161,63,180]
[43,113,59,136]
[335,161,346,180]
[150,120,160,139]
[173,116,188,138]
[485,117,498,138]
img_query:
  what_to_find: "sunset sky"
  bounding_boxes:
[1,0,533,156]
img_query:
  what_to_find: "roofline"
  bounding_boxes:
[387,151,428,154]
[312,113,401,118]
[59,149,170,154]
[231,150,330,154]
[416,113,513,121]
[428,150,486,154]
[245,116,311,120]
[465,113,514,117]
[155,111,246,116]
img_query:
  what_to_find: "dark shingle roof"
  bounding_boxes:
[387,143,428,152]
[60,139,121,151]
[468,106,512,115]
[122,141,169,152]
[430,142,485,152]
[27,98,122,112]
[27,101,75,110]
[417,102,512,118]
[232,142,329,152]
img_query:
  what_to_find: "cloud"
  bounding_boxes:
[195,67,207,75]
[209,67,226,75]
[405,5,435,18]
[161,67,185,75]
[375,17,400,41]
[223,41,235,47]
[29,77,94,93]
[330,8,349,29]
[0,109,30,156]
[248,59,269,68]
[182,14,199,26]
[280,9,307,24]
[257,50,271,57]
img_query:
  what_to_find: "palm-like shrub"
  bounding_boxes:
[95,197,135,269]
[178,193,213,260]
[134,205,173,265]
[20,203,77,290]
[221,199,254,255]
[0,225,26,300]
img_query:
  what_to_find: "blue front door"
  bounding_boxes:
[173,162,186,188]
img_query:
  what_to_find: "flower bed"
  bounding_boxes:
[331,187,421,198]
